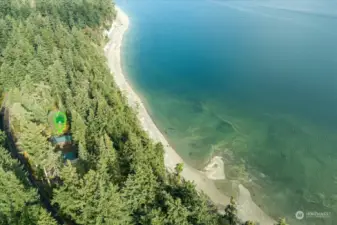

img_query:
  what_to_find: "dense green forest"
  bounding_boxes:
[0,131,57,224]
[0,0,288,224]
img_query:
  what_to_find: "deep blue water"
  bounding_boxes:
[116,0,337,224]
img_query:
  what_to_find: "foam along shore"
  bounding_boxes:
[104,6,276,225]
[202,156,226,180]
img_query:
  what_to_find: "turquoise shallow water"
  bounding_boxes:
[116,0,337,224]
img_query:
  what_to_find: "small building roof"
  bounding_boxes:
[63,152,77,161]
[52,135,72,144]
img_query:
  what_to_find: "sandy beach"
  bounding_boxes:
[104,6,276,225]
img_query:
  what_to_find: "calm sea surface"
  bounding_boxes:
[116,0,337,224]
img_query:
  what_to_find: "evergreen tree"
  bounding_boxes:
[175,162,184,183]
[274,218,288,225]
[161,191,190,225]
[53,164,131,224]
[37,208,58,225]
[121,163,159,216]
[224,197,239,225]
[0,146,56,225]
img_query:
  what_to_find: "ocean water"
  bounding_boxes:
[116,0,337,224]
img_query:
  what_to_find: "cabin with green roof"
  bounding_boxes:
[48,110,78,162]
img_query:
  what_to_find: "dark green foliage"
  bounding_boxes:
[274,218,288,225]
[0,139,57,225]
[0,131,5,146]
[243,221,256,225]
[53,164,132,224]
[36,209,58,225]
[0,0,31,20]
[174,162,184,183]
[35,0,116,29]
[224,197,239,225]
[175,162,184,174]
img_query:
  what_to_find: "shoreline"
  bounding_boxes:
[104,6,276,225]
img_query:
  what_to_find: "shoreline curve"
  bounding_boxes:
[104,6,276,225]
